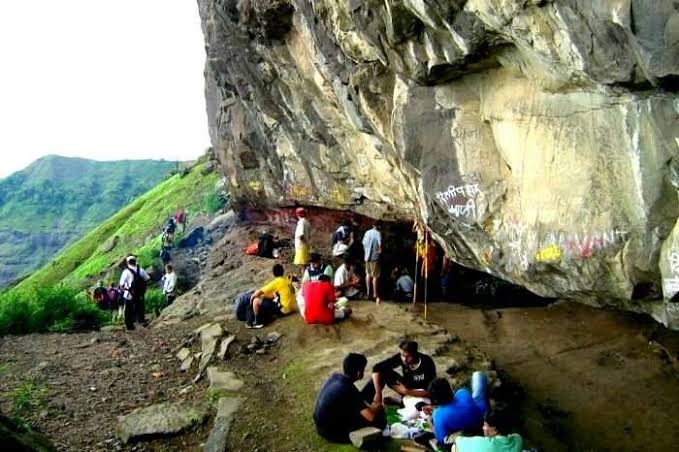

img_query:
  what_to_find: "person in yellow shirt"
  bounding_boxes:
[248,263,296,329]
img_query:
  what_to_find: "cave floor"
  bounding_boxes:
[428,300,679,452]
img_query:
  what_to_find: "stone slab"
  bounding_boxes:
[116,401,209,443]
[349,426,382,449]
[207,367,244,392]
[202,397,242,452]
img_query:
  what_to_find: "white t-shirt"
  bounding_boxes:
[119,265,150,300]
[295,218,311,249]
[334,264,359,298]
[396,275,414,294]
[162,272,177,295]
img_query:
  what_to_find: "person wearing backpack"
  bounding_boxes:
[331,219,353,257]
[119,255,150,330]
[107,283,123,322]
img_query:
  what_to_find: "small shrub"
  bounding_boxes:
[12,380,47,416]
[0,286,107,335]
[203,192,225,214]
[144,288,166,315]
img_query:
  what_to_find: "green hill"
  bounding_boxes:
[15,159,221,291]
[0,155,179,287]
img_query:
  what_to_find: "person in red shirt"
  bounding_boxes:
[303,275,351,325]
[174,208,186,233]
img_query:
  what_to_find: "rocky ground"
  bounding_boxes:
[2,217,678,451]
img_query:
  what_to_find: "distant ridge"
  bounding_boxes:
[0,155,180,287]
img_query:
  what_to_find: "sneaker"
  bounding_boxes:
[246,322,264,329]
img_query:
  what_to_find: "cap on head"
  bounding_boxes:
[126,255,136,264]
[310,252,321,263]
[295,207,307,217]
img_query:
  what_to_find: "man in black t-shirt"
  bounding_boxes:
[313,353,386,443]
[369,340,437,405]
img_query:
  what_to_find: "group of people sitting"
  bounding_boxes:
[314,341,523,452]
[234,251,361,329]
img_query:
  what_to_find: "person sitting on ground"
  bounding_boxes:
[453,407,523,452]
[366,340,437,406]
[160,264,177,314]
[394,267,415,302]
[247,263,296,329]
[362,220,382,303]
[302,252,334,283]
[429,372,490,446]
[302,275,352,325]
[294,207,311,274]
[331,219,353,257]
[334,254,360,300]
[314,353,386,443]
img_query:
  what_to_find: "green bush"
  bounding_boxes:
[0,286,107,335]
[203,192,225,214]
[144,288,166,315]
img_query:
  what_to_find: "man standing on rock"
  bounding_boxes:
[362,220,382,303]
[294,207,311,274]
[119,256,150,330]
[314,353,385,443]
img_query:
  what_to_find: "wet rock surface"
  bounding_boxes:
[198,0,679,327]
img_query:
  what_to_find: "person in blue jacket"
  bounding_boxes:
[429,372,489,445]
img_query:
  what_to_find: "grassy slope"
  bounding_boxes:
[16,161,219,290]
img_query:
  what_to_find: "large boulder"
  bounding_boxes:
[198,0,679,326]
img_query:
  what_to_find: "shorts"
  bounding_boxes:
[294,243,310,265]
[261,298,283,318]
[365,261,381,278]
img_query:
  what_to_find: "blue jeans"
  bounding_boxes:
[246,298,282,324]
[471,371,489,415]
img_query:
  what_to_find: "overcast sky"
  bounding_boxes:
[0,1,210,178]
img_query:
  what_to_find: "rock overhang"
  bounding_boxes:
[197,0,679,328]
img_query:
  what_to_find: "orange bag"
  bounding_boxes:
[245,242,259,255]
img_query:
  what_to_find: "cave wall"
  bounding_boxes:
[198,0,679,327]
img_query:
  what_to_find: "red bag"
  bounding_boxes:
[245,242,259,255]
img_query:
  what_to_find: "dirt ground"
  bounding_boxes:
[0,301,492,452]
[428,301,679,452]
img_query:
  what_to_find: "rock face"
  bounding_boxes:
[198,1,679,327]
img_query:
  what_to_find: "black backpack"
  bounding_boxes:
[129,266,147,298]
[331,226,349,245]
[258,233,274,258]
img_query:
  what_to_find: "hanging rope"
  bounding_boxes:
[423,230,429,320]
